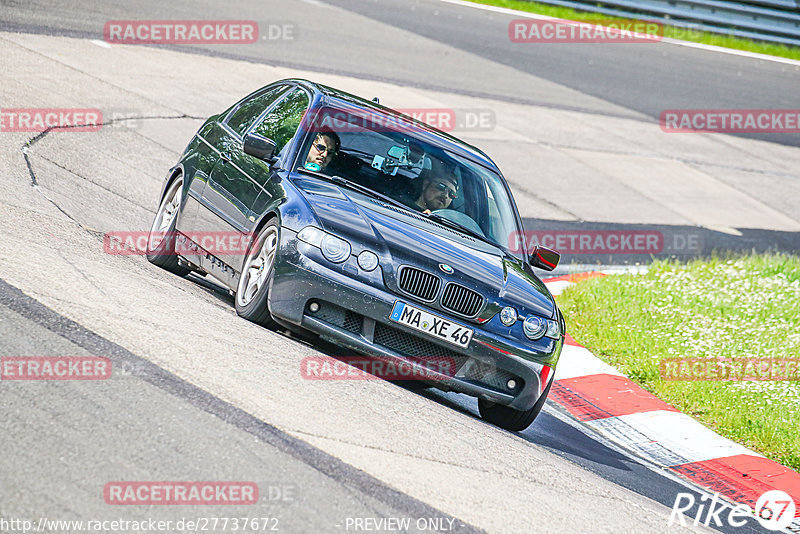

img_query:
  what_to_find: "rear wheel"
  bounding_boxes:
[478,376,553,431]
[146,177,191,276]
[235,219,279,328]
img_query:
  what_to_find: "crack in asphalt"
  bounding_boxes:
[16,115,226,306]
[33,152,155,212]
[19,114,201,232]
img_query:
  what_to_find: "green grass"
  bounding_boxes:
[469,0,800,61]
[557,254,800,471]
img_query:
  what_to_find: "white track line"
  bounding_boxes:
[439,0,800,67]
[554,344,623,380]
[543,279,573,297]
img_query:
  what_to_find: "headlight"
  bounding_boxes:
[545,318,561,339]
[499,306,517,326]
[357,250,379,271]
[297,226,324,246]
[523,314,562,340]
[298,226,352,264]
[523,316,547,340]
[320,234,351,263]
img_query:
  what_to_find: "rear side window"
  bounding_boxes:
[225,85,288,136]
[250,87,310,154]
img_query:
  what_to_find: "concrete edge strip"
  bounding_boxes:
[542,274,800,527]
[0,276,484,534]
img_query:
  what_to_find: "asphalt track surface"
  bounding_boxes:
[2,0,799,145]
[0,273,768,534]
[4,0,800,263]
[0,0,796,532]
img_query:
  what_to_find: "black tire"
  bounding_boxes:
[392,380,433,391]
[234,218,279,328]
[478,376,553,431]
[146,177,191,276]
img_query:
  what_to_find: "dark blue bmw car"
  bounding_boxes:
[146,79,565,431]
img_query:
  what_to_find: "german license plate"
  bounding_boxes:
[389,301,473,349]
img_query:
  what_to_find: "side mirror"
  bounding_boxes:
[529,245,560,271]
[243,133,277,162]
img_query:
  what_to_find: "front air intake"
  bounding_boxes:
[397,266,441,302]
[441,283,484,317]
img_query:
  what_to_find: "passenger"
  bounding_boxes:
[304,131,340,172]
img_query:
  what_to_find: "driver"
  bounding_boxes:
[304,131,340,172]
[414,172,459,214]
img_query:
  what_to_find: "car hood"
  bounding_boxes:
[293,178,555,319]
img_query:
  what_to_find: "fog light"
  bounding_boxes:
[357,250,379,271]
[499,306,517,326]
[309,301,320,313]
[507,379,517,390]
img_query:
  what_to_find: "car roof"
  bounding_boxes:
[284,78,500,172]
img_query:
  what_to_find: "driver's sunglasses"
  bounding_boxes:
[436,181,458,199]
[313,142,336,155]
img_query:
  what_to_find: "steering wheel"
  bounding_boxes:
[430,209,485,237]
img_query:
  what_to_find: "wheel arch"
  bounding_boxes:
[250,208,282,246]
[159,165,185,202]
[237,208,283,276]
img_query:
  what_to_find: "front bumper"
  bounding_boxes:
[268,229,562,411]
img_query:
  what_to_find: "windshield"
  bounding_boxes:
[294,106,522,254]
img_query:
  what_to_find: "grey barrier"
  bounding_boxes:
[523,0,800,47]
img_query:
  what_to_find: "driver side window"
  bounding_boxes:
[225,85,288,137]
[250,87,310,154]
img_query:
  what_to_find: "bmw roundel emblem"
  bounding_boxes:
[439,263,454,274]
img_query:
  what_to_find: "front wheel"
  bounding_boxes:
[235,219,279,328]
[478,376,553,431]
[146,177,191,276]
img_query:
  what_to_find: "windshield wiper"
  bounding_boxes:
[425,213,498,248]
[296,168,417,213]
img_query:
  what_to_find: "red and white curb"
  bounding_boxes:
[543,272,800,530]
